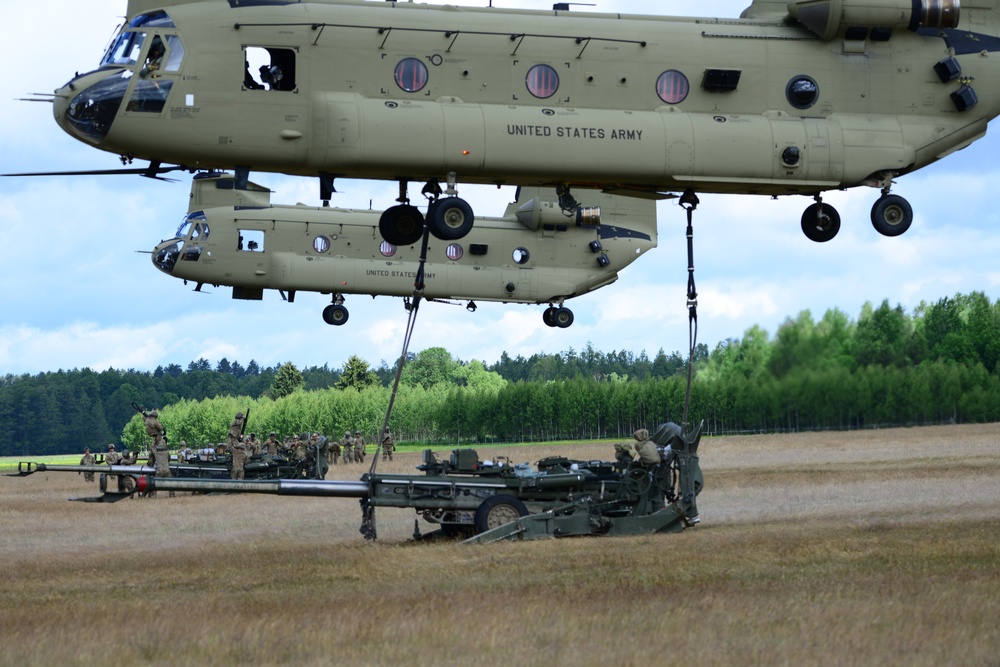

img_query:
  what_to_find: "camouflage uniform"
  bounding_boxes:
[263,433,279,456]
[248,433,261,456]
[80,448,95,482]
[310,433,329,479]
[142,409,165,450]
[354,430,366,464]
[381,427,394,462]
[341,432,355,464]
[330,435,342,465]
[105,444,121,491]
[228,412,245,450]
[153,442,175,497]
[231,437,248,480]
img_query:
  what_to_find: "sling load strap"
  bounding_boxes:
[680,190,699,430]
[369,226,432,477]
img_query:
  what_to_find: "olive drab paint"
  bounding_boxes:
[50,0,985,241]
[151,173,657,326]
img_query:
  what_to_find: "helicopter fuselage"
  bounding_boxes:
[151,174,657,326]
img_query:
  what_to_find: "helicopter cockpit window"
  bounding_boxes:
[162,36,185,72]
[129,10,175,29]
[656,70,690,104]
[238,229,265,253]
[395,58,429,93]
[175,211,206,239]
[526,64,559,99]
[243,47,297,91]
[101,31,147,67]
[786,75,819,109]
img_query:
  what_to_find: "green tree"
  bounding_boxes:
[337,355,380,390]
[269,362,304,399]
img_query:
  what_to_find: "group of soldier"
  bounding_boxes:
[86,409,398,487]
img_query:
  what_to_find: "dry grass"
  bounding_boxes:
[1,425,998,666]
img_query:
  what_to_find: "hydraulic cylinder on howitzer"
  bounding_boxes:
[135,476,371,498]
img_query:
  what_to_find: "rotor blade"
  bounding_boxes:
[2,164,185,178]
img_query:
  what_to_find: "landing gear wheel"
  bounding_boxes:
[871,194,913,237]
[542,306,559,327]
[554,306,574,328]
[474,494,529,533]
[801,202,841,243]
[379,205,424,246]
[322,304,349,326]
[427,197,474,240]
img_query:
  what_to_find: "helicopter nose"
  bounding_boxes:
[53,69,131,146]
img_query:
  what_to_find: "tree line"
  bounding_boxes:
[2,292,998,456]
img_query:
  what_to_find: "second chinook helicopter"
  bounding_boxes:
[29,0,993,243]
[151,173,657,326]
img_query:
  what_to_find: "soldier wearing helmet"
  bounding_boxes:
[341,430,354,464]
[381,426,394,462]
[353,430,366,464]
[227,412,245,450]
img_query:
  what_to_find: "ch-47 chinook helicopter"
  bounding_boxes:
[152,172,656,326]
[25,0,992,243]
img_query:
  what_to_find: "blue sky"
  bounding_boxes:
[3,0,1000,376]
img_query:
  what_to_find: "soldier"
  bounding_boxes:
[263,431,279,456]
[177,440,191,462]
[330,434,342,466]
[293,434,308,462]
[105,443,121,491]
[381,426,395,462]
[231,435,248,480]
[144,409,165,445]
[248,432,261,456]
[80,447,95,482]
[354,430,366,465]
[228,412,245,450]
[153,438,175,497]
[341,431,354,464]
[310,432,329,479]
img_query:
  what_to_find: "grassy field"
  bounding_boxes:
[1,424,998,666]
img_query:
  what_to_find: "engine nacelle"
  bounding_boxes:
[515,198,600,231]
[788,0,960,41]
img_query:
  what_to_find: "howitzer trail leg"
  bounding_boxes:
[360,497,377,541]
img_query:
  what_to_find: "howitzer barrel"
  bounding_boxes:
[13,462,156,476]
[137,476,371,497]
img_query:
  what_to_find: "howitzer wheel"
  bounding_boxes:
[621,467,652,497]
[474,494,529,533]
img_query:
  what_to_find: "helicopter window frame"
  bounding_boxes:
[243,46,298,92]
[394,57,429,93]
[380,241,397,258]
[512,247,531,265]
[446,244,464,261]
[313,236,331,254]
[101,30,148,67]
[655,69,690,105]
[786,75,820,110]
[238,229,265,253]
[525,64,559,99]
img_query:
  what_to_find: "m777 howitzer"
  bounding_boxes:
[129,421,705,543]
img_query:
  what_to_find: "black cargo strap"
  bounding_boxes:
[680,191,699,429]
[370,226,432,479]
